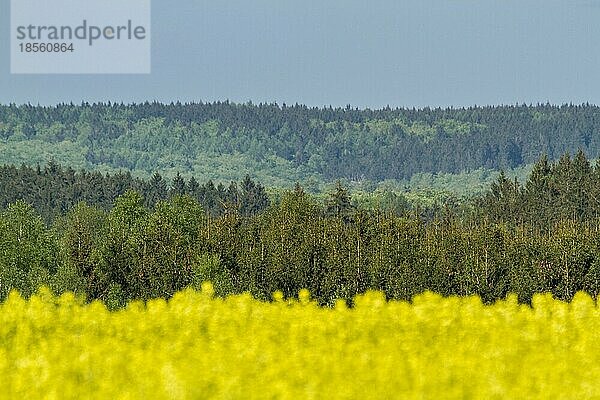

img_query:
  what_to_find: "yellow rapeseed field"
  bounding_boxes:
[0,283,599,399]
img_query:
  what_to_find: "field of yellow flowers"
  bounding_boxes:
[1,283,599,399]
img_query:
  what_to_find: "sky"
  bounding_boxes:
[2,0,600,108]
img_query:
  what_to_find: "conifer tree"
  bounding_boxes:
[325,181,354,221]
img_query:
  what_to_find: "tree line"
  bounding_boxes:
[3,102,600,186]
[479,150,600,228]
[2,167,600,307]
[0,162,269,222]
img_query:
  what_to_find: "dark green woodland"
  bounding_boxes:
[2,102,600,188]
[2,103,600,306]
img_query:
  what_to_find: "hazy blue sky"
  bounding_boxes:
[2,0,600,108]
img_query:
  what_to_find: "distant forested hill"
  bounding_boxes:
[0,102,598,187]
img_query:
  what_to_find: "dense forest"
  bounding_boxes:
[479,150,600,227]
[0,162,431,223]
[0,162,269,222]
[4,101,600,306]
[1,102,600,189]
[2,153,600,307]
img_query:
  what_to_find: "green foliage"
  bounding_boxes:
[325,181,354,220]
[0,163,270,222]
[105,283,126,311]
[0,201,58,299]
[479,150,600,227]
[190,254,234,297]
[2,102,600,190]
[4,158,600,306]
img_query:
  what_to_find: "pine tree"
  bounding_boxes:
[187,176,200,200]
[552,152,575,220]
[171,173,187,197]
[325,181,354,221]
[523,154,553,226]
[572,149,592,220]
[145,173,168,207]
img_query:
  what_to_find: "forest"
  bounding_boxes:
[0,162,270,222]
[3,102,600,306]
[2,152,600,307]
[1,102,600,190]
